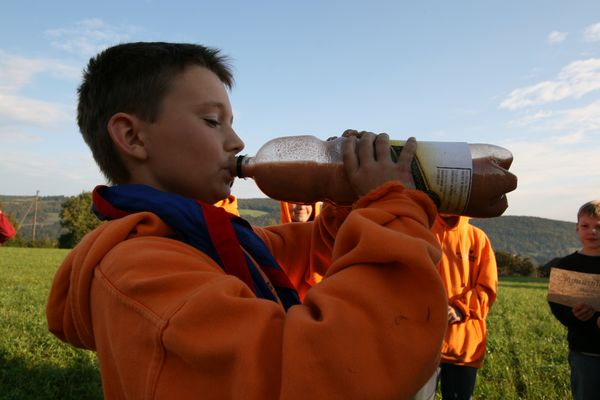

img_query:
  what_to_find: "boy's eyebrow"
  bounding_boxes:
[200,101,225,108]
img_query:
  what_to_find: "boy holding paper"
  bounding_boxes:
[549,200,600,400]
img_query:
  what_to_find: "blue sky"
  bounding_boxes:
[1,0,599,222]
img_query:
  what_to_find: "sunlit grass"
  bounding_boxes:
[0,247,102,400]
[0,249,570,399]
[477,277,570,399]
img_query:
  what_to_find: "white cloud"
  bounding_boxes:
[0,93,71,128]
[501,137,600,221]
[500,58,600,109]
[44,18,136,56]
[0,51,79,93]
[508,110,553,127]
[0,126,41,143]
[499,78,600,221]
[508,100,600,141]
[0,51,78,128]
[0,149,105,196]
[584,22,600,42]
[0,52,44,93]
[554,131,584,144]
[559,100,600,131]
[548,31,568,44]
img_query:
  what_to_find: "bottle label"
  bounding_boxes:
[390,141,472,214]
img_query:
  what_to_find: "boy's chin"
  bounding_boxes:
[212,187,232,203]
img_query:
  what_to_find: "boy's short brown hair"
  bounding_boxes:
[77,42,233,184]
[577,200,600,221]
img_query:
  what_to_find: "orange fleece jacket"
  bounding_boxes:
[47,182,447,400]
[432,216,498,368]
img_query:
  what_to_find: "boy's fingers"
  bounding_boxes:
[342,129,359,138]
[572,304,594,320]
[396,137,417,189]
[398,137,417,173]
[399,137,416,161]
[342,136,358,174]
[357,132,376,163]
[375,133,390,162]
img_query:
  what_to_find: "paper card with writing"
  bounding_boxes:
[547,268,600,310]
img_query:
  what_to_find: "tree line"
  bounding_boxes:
[1,194,575,277]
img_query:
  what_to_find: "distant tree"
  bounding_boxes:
[539,257,562,278]
[58,192,102,248]
[511,254,536,277]
[495,250,536,277]
[243,214,278,227]
[495,251,512,277]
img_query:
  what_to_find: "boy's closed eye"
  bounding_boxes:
[204,118,221,127]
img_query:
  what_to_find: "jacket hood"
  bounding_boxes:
[434,215,470,231]
[213,195,240,216]
[46,212,172,350]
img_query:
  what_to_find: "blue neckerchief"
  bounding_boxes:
[92,184,300,311]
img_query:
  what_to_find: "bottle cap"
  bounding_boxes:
[235,155,246,178]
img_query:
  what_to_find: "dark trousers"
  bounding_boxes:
[568,350,600,400]
[438,363,478,400]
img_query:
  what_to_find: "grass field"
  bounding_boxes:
[238,209,269,217]
[0,247,571,399]
[477,277,570,399]
[0,247,102,399]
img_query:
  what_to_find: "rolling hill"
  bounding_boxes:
[470,216,579,266]
[0,195,579,265]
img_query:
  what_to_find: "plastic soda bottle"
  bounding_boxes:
[235,135,517,218]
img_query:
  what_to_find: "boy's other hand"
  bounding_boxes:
[572,303,595,321]
[447,305,463,324]
[342,130,416,197]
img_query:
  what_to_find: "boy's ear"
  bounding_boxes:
[107,112,148,161]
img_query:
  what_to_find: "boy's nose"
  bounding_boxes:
[227,128,245,153]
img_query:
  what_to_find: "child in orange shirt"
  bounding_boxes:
[280,201,324,298]
[431,214,497,399]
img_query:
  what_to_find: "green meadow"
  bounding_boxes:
[477,277,570,399]
[0,247,101,399]
[0,247,570,399]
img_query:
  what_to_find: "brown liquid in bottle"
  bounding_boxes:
[242,160,356,205]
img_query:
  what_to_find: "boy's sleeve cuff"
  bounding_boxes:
[354,181,438,218]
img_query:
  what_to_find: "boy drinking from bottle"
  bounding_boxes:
[46,42,447,400]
